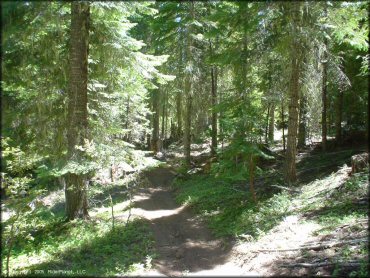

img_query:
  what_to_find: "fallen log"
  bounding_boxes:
[254,237,367,253]
[281,260,361,268]
[335,219,368,230]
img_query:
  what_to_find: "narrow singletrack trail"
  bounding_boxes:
[130,166,246,276]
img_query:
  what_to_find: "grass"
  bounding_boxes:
[2,171,157,277]
[173,152,368,245]
[2,207,156,277]
[293,169,368,234]
[173,174,292,239]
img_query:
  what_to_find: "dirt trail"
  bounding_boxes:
[130,167,246,276]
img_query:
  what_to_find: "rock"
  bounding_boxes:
[155,152,165,161]
[351,153,369,174]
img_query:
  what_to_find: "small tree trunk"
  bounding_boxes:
[268,103,275,143]
[335,90,343,144]
[265,104,270,143]
[176,92,182,141]
[281,99,286,152]
[249,155,257,203]
[184,88,192,167]
[6,211,20,277]
[146,107,151,150]
[298,95,307,148]
[165,93,168,141]
[125,96,130,141]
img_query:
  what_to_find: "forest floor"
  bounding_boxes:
[2,143,368,277]
[132,141,368,277]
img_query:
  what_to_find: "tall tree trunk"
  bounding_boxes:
[335,90,343,144]
[161,90,166,140]
[207,2,218,157]
[268,103,275,143]
[322,47,328,151]
[211,66,218,156]
[184,2,194,167]
[151,89,160,154]
[65,2,90,220]
[298,95,307,148]
[321,3,328,151]
[285,53,300,183]
[176,33,183,141]
[219,69,225,153]
[285,2,301,184]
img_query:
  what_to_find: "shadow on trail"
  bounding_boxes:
[135,167,234,276]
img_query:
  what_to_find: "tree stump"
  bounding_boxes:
[351,153,369,174]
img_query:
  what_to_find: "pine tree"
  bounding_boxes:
[64,2,90,220]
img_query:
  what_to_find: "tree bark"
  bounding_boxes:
[335,90,343,144]
[285,2,301,184]
[176,91,182,141]
[207,2,218,157]
[321,3,328,151]
[281,99,286,152]
[176,33,183,141]
[65,2,90,220]
[125,95,130,142]
[249,155,257,203]
[298,95,307,148]
[268,103,275,143]
[184,2,194,167]
[265,104,270,143]
[161,90,166,140]
[151,89,160,154]
[211,65,218,156]
[165,92,168,141]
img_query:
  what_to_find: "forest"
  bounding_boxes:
[1,1,369,277]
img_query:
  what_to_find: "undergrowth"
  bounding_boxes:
[295,170,368,234]
[1,171,156,277]
[173,156,368,245]
[173,174,291,239]
[1,209,155,276]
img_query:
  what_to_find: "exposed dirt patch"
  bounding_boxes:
[131,166,245,276]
